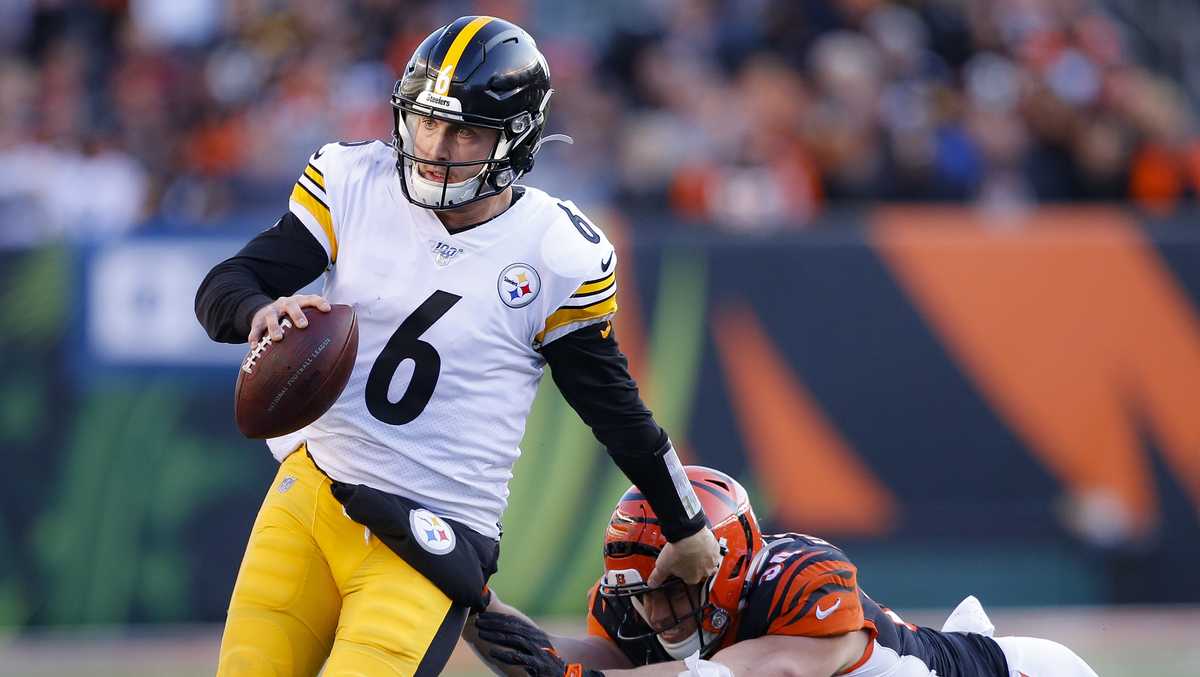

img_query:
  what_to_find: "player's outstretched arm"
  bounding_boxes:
[480,628,870,677]
[700,632,868,677]
[540,323,720,584]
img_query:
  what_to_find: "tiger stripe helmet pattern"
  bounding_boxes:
[600,466,762,651]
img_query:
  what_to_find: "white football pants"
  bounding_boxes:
[993,636,1100,677]
[943,596,1099,677]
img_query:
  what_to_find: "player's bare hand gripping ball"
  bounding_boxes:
[235,302,358,439]
[248,294,332,345]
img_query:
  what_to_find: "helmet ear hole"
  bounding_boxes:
[489,168,514,189]
[508,112,532,136]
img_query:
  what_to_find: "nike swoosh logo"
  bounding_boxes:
[313,147,325,159]
[599,322,612,339]
[815,597,841,620]
[600,252,614,272]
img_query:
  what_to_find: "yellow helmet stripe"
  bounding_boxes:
[435,16,495,95]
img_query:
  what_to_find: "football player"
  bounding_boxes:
[194,16,720,676]
[470,466,1101,677]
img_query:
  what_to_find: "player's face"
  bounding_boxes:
[411,115,500,184]
[637,581,702,643]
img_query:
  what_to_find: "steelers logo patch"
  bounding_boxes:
[498,263,541,308]
[410,508,456,555]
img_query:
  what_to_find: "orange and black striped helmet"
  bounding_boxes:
[600,466,763,650]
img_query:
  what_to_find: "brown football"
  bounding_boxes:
[234,304,359,439]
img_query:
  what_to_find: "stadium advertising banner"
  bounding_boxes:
[1,207,1197,627]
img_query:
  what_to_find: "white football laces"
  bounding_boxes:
[241,318,293,374]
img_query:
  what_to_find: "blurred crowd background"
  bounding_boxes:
[4,0,1200,245]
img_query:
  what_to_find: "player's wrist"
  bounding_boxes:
[237,293,275,335]
[663,513,707,542]
[609,435,706,542]
[673,524,716,550]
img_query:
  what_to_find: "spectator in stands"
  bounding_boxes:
[2,0,1198,241]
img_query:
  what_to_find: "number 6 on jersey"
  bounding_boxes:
[365,290,462,425]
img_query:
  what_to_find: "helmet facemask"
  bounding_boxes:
[391,88,545,211]
[600,568,721,660]
[601,467,760,660]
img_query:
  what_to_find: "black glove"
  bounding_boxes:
[474,611,605,677]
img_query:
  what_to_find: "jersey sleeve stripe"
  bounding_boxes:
[304,164,326,189]
[768,569,860,632]
[789,578,857,620]
[767,553,852,620]
[297,173,326,202]
[561,281,617,309]
[295,177,329,209]
[574,271,615,296]
[290,182,338,263]
[572,274,615,298]
[556,287,617,310]
[536,295,618,345]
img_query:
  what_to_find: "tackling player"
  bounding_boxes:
[470,466,1100,677]
[195,16,720,676]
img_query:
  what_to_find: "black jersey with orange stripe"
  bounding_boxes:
[732,533,864,641]
[586,533,1008,675]
[739,534,1008,676]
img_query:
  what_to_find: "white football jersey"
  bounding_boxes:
[268,140,619,538]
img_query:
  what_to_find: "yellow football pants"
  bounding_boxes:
[216,449,465,676]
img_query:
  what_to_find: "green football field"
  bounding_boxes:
[2,607,1198,676]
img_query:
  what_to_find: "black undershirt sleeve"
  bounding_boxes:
[540,322,706,542]
[194,212,330,344]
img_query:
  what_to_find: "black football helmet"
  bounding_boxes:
[391,16,558,210]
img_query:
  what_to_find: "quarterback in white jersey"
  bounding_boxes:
[274,139,620,539]
[196,15,720,677]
